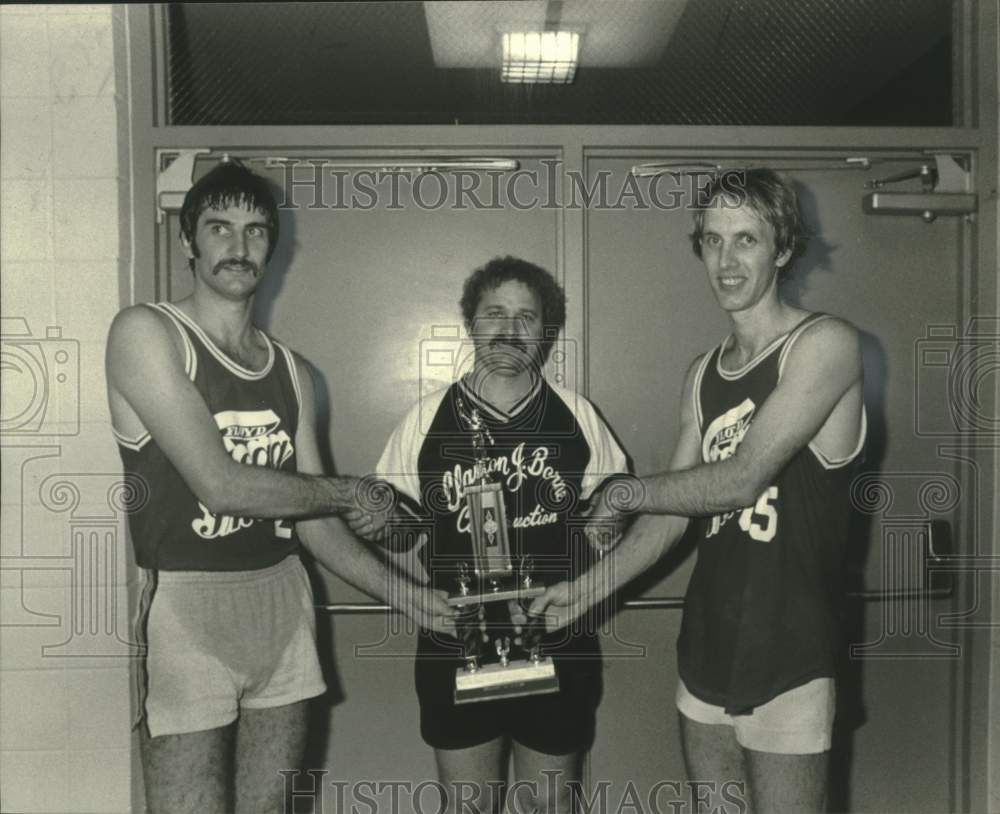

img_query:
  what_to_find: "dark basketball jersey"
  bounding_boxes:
[376,377,627,703]
[677,313,865,713]
[114,302,302,571]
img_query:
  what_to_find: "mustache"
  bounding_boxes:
[212,258,260,276]
[488,335,530,351]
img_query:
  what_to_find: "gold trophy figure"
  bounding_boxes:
[449,398,559,703]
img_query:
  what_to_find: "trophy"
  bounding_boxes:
[448,398,559,704]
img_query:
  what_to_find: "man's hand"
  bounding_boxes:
[583,490,620,559]
[395,579,457,637]
[343,475,393,543]
[343,506,388,543]
[583,476,644,558]
[526,580,592,633]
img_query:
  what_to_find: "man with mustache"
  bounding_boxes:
[370,257,628,813]
[106,161,453,813]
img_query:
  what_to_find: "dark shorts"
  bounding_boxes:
[415,634,602,754]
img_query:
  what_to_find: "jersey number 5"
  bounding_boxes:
[738,486,778,543]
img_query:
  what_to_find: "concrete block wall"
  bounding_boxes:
[1,5,133,812]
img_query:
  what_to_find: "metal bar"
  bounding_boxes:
[316,603,395,614]
[862,191,977,218]
[865,165,933,188]
[850,587,953,601]
[618,597,685,609]
[260,157,520,171]
[315,586,953,614]
[137,125,988,151]
[630,156,879,177]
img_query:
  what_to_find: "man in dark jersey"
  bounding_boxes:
[530,170,865,813]
[106,161,453,813]
[373,256,628,813]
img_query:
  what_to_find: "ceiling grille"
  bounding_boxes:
[165,0,953,126]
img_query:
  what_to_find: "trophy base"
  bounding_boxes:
[447,584,544,607]
[454,658,560,704]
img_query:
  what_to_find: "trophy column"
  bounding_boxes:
[448,399,559,704]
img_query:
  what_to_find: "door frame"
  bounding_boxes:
[118,3,999,811]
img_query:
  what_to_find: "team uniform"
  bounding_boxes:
[676,313,865,753]
[377,376,628,753]
[115,302,325,737]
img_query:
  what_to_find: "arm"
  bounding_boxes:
[528,359,702,626]
[344,388,435,545]
[364,398,438,586]
[292,355,456,634]
[105,305,360,518]
[580,360,703,603]
[634,318,862,514]
[292,355,393,598]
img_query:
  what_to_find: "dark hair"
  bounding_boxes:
[690,168,807,277]
[460,256,566,363]
[179,161,279,269]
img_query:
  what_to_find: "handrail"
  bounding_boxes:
[315,585,951,614]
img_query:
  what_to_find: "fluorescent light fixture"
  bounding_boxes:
[501,31,580,84]
[425,2,687,70]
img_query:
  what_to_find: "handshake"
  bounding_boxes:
[336,474,399,544]
[329,473,647,636]
[580,474,646,558]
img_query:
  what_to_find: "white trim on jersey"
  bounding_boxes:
[777,313,834,379]
[456,375,543,423]
[273,341,303,431]
[715,331,788,380]
[158,302,275,381]
[112,426,151,451]
[774,313,866,469]
[715,313,829,382]
[110,303,196,446]
[692,350,713,432]
[375,382,627,505]
[375,386,451,504]
[148,302,197,381]
[547,383,629,499]
[809,406,867,470]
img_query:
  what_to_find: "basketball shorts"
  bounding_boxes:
[676,677,835,754]
[136,555,326,738]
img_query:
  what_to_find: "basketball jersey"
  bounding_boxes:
[677,313,865,713]
[376,376,627,696]
[114,302,302,571]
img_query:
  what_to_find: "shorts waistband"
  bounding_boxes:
[155,555,302,586]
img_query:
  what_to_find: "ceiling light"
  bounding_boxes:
[425,2,687,70]
[501,31,580,84]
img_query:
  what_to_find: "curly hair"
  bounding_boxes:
[179,161,279,270]
[460,256,566,363]
[690,168,808,278]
